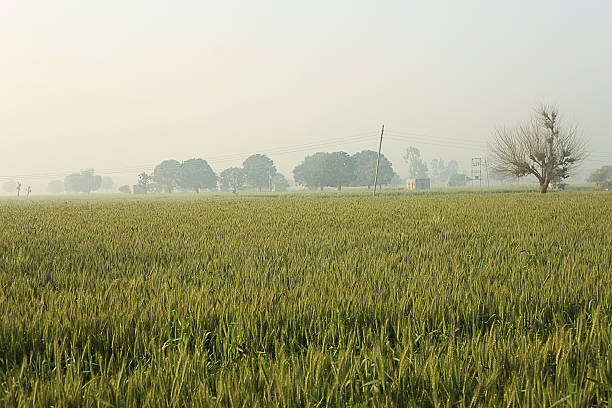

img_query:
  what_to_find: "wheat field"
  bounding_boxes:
[0,192,610,407]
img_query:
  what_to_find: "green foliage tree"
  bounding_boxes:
[148,183,163,193]
[137,172,152,194]
[81,169,102,194]
[64,169,102,194]
[47,180,65,194]
[220,167,246,193]
[178,158,217,193]
[390,174,404,187]
[101,176,114,191]
[243,154,276,192]
[326,151,355,191]
[403,146,428,179]
[272,173,290,192]
[446,173,471,187]
[293,152,330,190]
[587,165,612,183]
[429,158,459,185]
[118,185,131,194]
[2,180,17,194]
[153,160,181,193]
[293,152,357,191]
[351,150,395,188]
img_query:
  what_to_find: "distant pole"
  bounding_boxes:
[484,158,490,188]
[373,125,385,198]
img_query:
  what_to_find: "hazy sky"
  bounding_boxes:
[1,1,611,191]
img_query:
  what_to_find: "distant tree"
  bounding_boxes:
[137,172,153,194]
[101,176,114,191]
[293,152,329,190]
[220,167,246,193]
[404,146,428,178]
[82,169,102,194]
[390,174,404,187]
[2,180,17,194]
[118,185,131,194]
[293,152,356,191]
[351,150,395,188]
[148,182,163,194]
[486,168,511,185]
[446,173,471,187]
[64,169,101,194]
[47,180,65,194]
[178,158,217,192]
[88,172,103,193]
[64,174,86,193]
[153,160,181,193]
[272,173,290,192]
[587,165,612,183]
[326,151,355,190]
[430,158,459,185]
[490,105,586,194]
[243,154,276,192]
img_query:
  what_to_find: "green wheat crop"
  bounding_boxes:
[0,192,610,407]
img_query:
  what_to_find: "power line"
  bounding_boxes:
[0,130,380,181]
[1,128,609,181]
[384,135,486,151]
[386,129,612,160]
[385,130,487,149]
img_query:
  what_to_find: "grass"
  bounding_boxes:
[0,191,610,406]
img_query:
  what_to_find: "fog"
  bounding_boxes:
[1,1,611,193]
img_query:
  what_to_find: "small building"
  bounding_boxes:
[595,181,612,191]
[406,178,430,190]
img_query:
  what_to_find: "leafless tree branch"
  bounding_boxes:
[489,105,587,193]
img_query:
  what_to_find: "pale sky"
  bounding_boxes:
[1,1,611,192]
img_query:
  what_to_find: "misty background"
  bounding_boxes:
[1,1,611,193]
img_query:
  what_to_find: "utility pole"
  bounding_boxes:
[373,125,385,198]
[484,158,490,188]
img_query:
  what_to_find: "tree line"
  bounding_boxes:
[403,146,472,186]
[125,151,398,194]
[128,154,290,194]
[57,169,114,194]
[2,170,115,195]
[3,105,607,196]
[293,150,397,190]
[587,165,612,183]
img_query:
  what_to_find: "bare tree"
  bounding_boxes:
[489,105,587,194]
